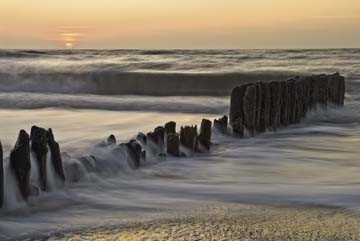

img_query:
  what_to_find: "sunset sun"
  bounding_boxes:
[65,42,73,48]
[58,30,84,49]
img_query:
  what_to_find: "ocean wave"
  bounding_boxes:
[0,92,229,113]
[0,71,304,96]
[1,70,358,96]
[0,49,359,96]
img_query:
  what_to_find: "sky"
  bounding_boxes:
[0,0,359,49]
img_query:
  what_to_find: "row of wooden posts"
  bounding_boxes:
[229,73,345,136]
[0,73,346,209]
[0,127,66,208]
[0,118,214,209]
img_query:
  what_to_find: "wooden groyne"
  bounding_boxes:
[0,127,65,207]
[0,73,346,209]
[230,73,345,136]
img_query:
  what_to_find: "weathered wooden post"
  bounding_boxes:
[301,77,310,117]
[147,126,165,149]
[327,73,345,106]
[232,117,244,137]
[287,79,297,124]
[259,82,271,132]
[294,78,304,123]
[230,84,250,124]
[319,75,329,108]
[180,125,198,151]
[243,84,257,135]
[255,82,263,133]
[10,130,31,200]
[137,132,147,145]
[280,80,290,126]
[107,134,116,145]
[165,121,176,135]
[30,126,48,191]
[310,75,328,109]
[125,140,143,169]
[214,115,228,132]
[167,133,180,156]
[47,128,66,183]
[197,119,212,150]
[269,81,282,130]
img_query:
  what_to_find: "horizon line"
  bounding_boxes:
[0,47,359,51]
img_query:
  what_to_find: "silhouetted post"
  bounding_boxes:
[47,128,66,183]
[232,117,244,137]
[259,82,271,132]
[10,130,31,200]
[147,126,165,149]
[302,77,311,117]
[280,80,290,126]
[294,78,304,123]
[243,84,257,135]
[230,84,251,124]
[30,126,48,191]
[255,82,263,133]
[327,73,345,106]
[198,119,212,150]
[180,125,198,151]
[167,133,180,156]
[125,140,143,169]
[287,79,297,124]
[107,134,116,145]
[136,132,147,145]
[269,81,282,130]
[165,121,176,135]
[214,115,228,132]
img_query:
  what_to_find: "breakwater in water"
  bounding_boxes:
[230,73,345,136]
[0,73,345,209]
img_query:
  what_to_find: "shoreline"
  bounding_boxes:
[41,203,360,241]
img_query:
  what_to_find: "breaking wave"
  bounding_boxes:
[0,49,359,96]
[0,71,303,96]
[0,93,229,113]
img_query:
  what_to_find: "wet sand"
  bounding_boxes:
[47,204,360,241]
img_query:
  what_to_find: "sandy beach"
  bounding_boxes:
[44,204,360,241]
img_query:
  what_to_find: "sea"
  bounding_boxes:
[0,49,359,240]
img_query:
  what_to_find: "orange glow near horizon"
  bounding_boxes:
[65,42,73,48]
[57,28,85,48]
[0,0,359,49]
